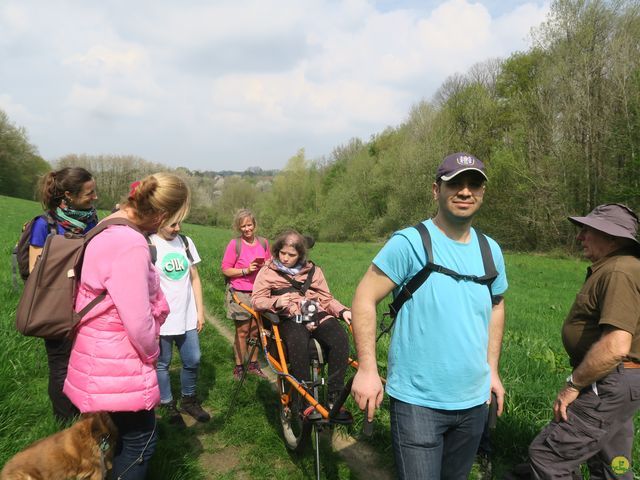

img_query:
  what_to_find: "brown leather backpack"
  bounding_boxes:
[15,217,151,339]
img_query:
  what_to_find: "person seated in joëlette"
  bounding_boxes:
[251,229,352,422]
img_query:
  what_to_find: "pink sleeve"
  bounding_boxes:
[104,240,160,363]
[251,268,278,312]
[221,239,238,269]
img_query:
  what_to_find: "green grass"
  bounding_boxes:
[1,194,638,478]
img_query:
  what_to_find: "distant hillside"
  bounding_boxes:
[189,166,279,178]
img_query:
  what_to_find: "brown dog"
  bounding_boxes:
[1,412,118,480]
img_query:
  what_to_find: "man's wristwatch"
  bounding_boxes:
[566,374,583,391]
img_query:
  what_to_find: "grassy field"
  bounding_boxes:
[0,194,638,478]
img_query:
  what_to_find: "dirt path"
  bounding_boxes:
[204,311,394,480]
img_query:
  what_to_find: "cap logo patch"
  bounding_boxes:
[456,155,475,166]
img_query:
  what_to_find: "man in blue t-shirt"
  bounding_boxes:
[351,152,508,479]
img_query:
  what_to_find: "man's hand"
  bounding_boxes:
[351,369,384,422]
[553,386,580,422]
[490,372,505,416]
[197,315,205,333]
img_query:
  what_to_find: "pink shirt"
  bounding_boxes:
[221,237,270,291]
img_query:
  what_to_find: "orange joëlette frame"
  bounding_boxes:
[231,290,363,420]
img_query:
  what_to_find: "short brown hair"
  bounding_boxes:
[232,209,257,233]
[271,230,308,265]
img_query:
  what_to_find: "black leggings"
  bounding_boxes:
[44,337,79,423]
[278,317,349,394]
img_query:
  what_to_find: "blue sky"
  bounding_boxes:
[0,0,549,171]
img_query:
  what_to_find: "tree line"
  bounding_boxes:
[252,0,640,251]
[2,0,638,252]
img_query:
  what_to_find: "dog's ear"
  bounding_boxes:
[90,413,116,440]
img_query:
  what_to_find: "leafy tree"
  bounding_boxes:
[0,109,49,200]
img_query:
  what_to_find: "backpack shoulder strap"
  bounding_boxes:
[271,263,317,296]
[474,229,497,283]
[387,223,436,318]
[473,229,499,303]
[234,237,242,264]
[235,236,267,264]
[179,234,194,263]
[43,213,57,235]
[85,217,156,263]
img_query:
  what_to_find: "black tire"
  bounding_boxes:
[279,379,311,452]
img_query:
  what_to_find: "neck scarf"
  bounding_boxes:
[273,258,303,276]
[52,200,98,234]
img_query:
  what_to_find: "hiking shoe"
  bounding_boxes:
[233,364,244,381]
[247,361,267,379]
[328,392,353,425]
[180,395,211,423]
[160,400,186,427]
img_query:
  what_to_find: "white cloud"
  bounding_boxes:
[0,94,43,125]
[66,85,147,117]
[64,45,147,75]
[0,0,550,170]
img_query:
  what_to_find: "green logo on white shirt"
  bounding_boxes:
[161,253,188,280]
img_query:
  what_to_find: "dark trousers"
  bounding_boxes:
[44,337,79,423]
[390,397,488,480]
[279,317,349,394]
[529,365,640,480]
[109,410,158,480]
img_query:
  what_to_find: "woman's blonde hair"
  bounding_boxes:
[124,172,191,228]
[232,209,257,233]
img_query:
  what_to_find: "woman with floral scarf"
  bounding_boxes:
[28,166,98,423]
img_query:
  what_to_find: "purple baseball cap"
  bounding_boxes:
[436,152,488,182]
[568,203,639,244]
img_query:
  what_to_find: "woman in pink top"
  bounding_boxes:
[221,209,270,380]
[64,173,190,480]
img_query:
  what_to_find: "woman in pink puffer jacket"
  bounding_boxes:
[64,173,190,480]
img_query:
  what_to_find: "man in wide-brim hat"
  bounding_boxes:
[529,203,640,479]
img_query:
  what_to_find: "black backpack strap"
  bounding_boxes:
[387,223,435,318]
[386,225,500,319]
[474,229,498,301]
[179,234,194,263]
[272,264,316,296]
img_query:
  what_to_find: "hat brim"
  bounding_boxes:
[439,168,488,182]
[568,216,640,244]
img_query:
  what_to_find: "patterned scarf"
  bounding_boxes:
[52,200,98,234]
[272,258,303,276]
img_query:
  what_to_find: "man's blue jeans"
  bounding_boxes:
[157,328,201,402]
[390,396,488,479]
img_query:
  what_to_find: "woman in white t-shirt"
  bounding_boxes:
[151,223,210,425]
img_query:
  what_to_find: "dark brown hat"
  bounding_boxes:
[568,203,639,244]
